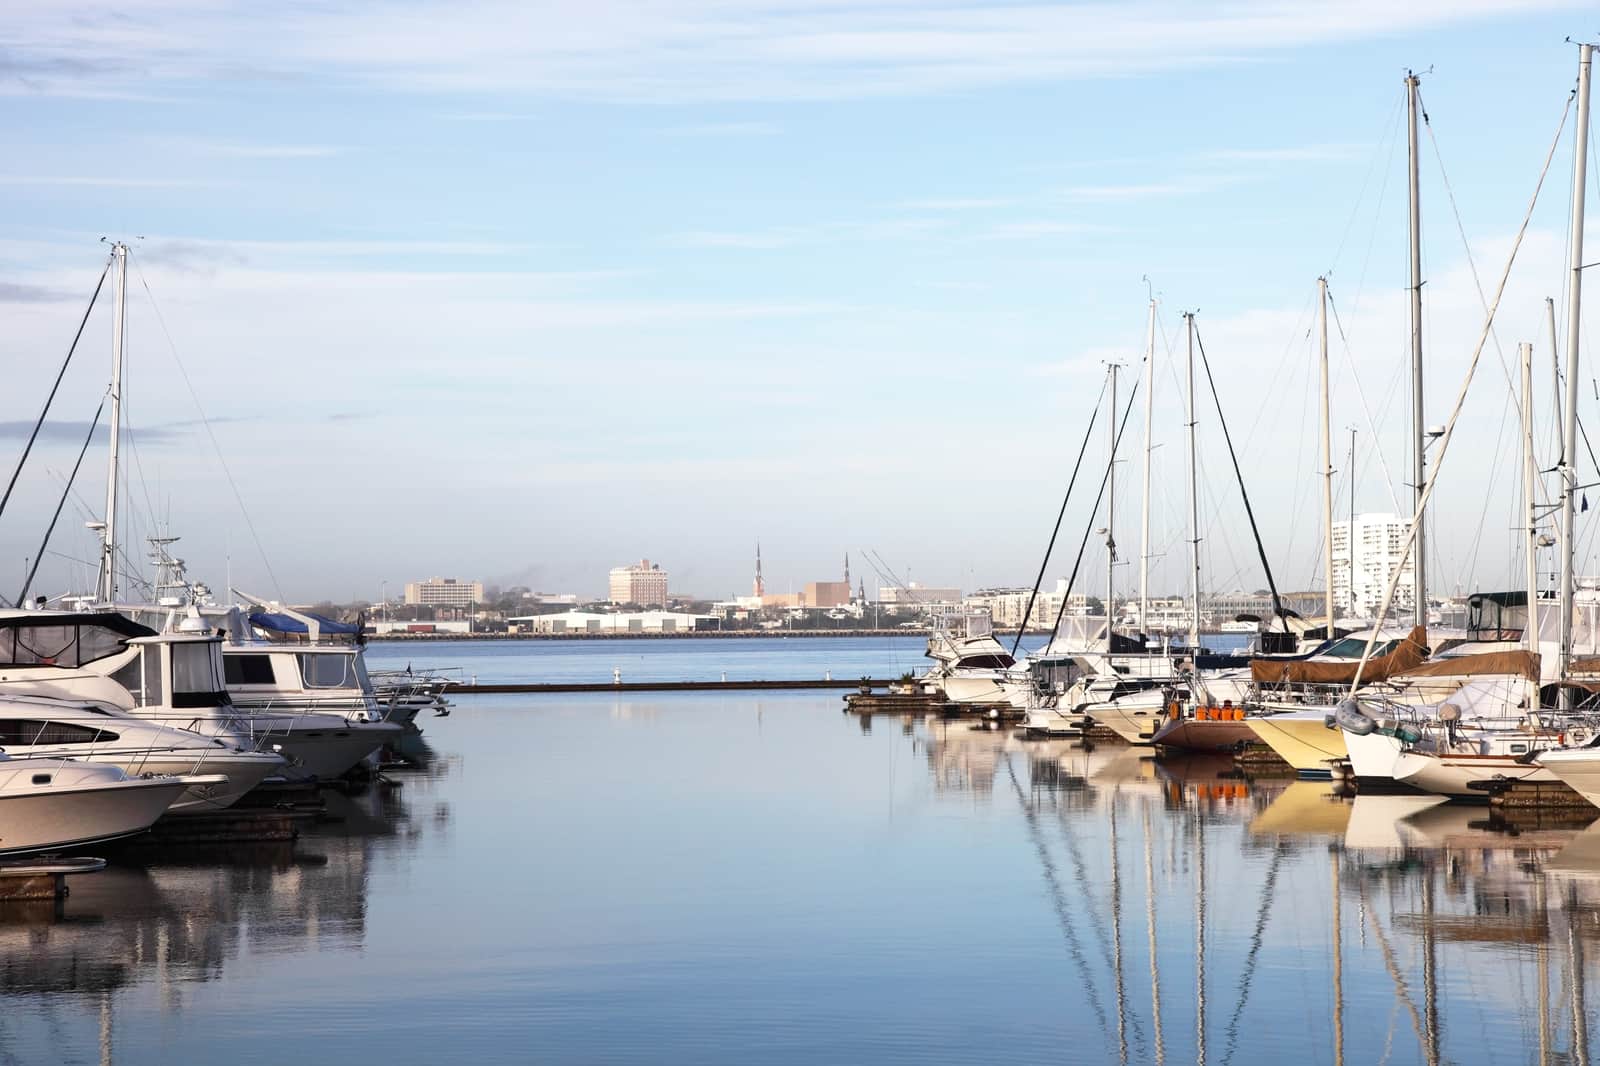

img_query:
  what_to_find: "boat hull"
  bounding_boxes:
[1343,730,1403,783]
[1151,718,1257,753]
[1246,714,1348,774]
[0,778,187,855]
[1391,750,1558,798]
[1534,750,1600,809]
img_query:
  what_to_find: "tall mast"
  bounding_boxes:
[1319,277,1335,638]
[1139,297,1157,638]
[98,241,127,605]
[1523,341,1541,657]
[1406,71,1427,627]
[1184,312,1201,650]
[1106,361,1118,653]
[1561,42,1592,699]
[1348,429,1357,615]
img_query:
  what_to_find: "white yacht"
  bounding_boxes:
[0,754,199,855]
[0,694,283,812]
[0,610,400,782]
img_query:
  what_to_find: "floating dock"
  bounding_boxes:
[0,856,105,901]
[841,690,1023,720]
[455,678,892,695]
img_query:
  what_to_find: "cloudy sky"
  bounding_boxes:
[1,1,1597,605]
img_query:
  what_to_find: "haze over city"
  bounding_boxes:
[3,1,1597,604]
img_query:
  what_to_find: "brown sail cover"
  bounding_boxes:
[1249,625,1428,686]
[1571,658,1600,676]
[1390,650,1540,683]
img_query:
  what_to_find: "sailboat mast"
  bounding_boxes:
[1523,341,1541,658]
[1106,362,1118,653]
[1319,277,1335,637]
[1406,72,1427,627]
[1139,298,1156,637]
[1185,312,1201,650]
[99,241,127,605]
[1560,42,1592,701]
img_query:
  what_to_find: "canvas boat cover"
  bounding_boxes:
[1391,650,1540,683]
[248,611,362,636]
[1250,625,1428,685]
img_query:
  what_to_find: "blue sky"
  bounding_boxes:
[1,1,1598,604]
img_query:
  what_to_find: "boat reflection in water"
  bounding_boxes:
[904,714,1600,1064]
[0,741,453,1063]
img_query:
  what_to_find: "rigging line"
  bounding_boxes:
[1350,81,1567,683]
[1418,86,1542,418]
[1192,323,1287,621]
[1219,843,1289,1066]
[1011,377,1108,657]
[0,254,111,527]
[1329,92,1409,274]
[1325,285,1413,516]
[1001,755,1113,1042]
[129,252,284,600]
[16,395,106,608]
[1045,380,1141,646]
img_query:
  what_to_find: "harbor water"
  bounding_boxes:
[5,638,1596,1063]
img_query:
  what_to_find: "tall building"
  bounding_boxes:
[403,576,484,607]
[1331,513,1415,619]
[609,559,669,606]
[753,542,764,598]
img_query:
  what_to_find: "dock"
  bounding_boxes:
[0,857,105,901]
[455,678,893,694]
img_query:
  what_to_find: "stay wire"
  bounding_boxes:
[1191,323,1287,623]
[17,394,106,607]
[130,251,284,600]
[0,254,111,526]
[1011,378,1109,657]
[1046,380,1141,647]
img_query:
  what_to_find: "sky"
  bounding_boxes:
[1,1,1599,606]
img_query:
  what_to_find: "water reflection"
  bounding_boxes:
[901,713,1600,1064]
[0,741,455,1062]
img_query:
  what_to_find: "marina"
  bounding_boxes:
[12,658,1600,1061]
[7,5,1600,1061]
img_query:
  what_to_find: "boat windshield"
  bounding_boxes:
[0,622,135,668]
[299,652,360,689]
[171,642,228,707]
[1319,636,1401,659]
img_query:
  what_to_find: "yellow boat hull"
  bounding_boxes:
[1246,713,1348,773]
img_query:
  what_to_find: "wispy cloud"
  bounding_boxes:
[0,281,74,303]
[2,0,1578,102]
[0,175,209,188]
[671,217,946,249]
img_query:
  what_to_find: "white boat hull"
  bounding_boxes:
[1343,730,1404,782]
[1391,750,1558,797]
[1535,749,1600,809]
[0,776,187,855]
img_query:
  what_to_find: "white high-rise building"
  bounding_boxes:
[1331,513,1415,619]
[609,559,669,606]
[403,576,484,607]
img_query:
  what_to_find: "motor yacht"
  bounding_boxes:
[0,754,201,855]
[0,693,283,812]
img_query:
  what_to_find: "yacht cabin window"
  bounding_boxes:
[224,654,276,686]
[170,643,227,707]
[299,653,358,689]
[0,622,139,667]
[0,720,120,745]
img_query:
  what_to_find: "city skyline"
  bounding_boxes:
[0,4,1595,604]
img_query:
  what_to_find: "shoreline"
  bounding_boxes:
[366,628,1246,642]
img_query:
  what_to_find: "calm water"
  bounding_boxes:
[361,632,1246,685]
[362,634,948,684]
[6,643,1597,1063]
